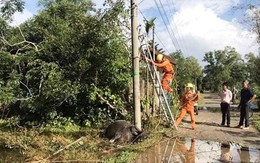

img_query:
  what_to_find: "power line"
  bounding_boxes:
[156,0,182,51]
[139,9,171,54]
[153,0,178,51]
[138,0,190,56]
[136,0,187,55]
[167,0,189,55]
[155,33,171,54]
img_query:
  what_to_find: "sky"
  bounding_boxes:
[11,0,260,67]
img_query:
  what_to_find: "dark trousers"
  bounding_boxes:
[220,102,230,125]
[239,104,249,127]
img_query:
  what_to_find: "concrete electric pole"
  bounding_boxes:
[131,0,141,130]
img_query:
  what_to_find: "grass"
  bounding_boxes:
[198,92,204,106]
[252,114,260,132]
[0,118,176,162]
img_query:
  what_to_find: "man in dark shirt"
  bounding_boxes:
[237,80,256,129]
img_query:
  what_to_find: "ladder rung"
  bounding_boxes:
[138,30,177,129]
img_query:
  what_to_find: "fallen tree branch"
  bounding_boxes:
[44,137,86,161]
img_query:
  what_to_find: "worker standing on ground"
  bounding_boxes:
[175,83,198,130]
[144,54,174,93]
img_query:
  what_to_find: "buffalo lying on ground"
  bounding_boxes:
[104,120,147,144]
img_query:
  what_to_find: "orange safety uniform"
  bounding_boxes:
[153,58,174,93]
[177,139,195,163]
[175,90,198,129]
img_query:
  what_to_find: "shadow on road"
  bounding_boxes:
[182,119,220,127]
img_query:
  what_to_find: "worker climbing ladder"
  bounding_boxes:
[137,25,177,130]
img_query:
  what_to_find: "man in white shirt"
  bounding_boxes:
[219,82,233,127]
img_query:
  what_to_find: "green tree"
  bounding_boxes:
[0,0,131,126]
[245,53,258,82]
[246,5,260,43]
[0,0,24,40]
[202,46,244,91]
[170,50,202,93]
[255,57,260,84]
[244,53,260,98]
[0,0,24,21]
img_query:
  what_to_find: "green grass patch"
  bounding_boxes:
[0,118,176,162]
[198,92,204,106]
[252,114,260,132]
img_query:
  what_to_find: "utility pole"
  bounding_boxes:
[131,0,141,130]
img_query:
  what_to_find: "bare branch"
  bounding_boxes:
[38,77,44,95]
[15,96,35,101]
[20,81,32,96]
[96,91,116,109]
[1,37,39,52]
[18,26,26,41]
[16,43,30,55]
[0,27,39,52]
[45,137,86,160]
[91,84,127,116]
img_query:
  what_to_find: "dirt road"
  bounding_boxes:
[175,92,260,148]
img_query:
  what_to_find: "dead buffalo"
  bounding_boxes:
[104,120,147,144]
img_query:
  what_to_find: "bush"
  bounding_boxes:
[0,1,131,127]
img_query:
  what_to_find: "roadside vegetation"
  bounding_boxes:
[0,117,175,162]
[0,0,260,162]
[252,112,260,132]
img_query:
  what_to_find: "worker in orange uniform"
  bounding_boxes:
[177,138,195,163]
[145,54,174,93]
[175,83,198,130]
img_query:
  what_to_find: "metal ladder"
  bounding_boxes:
[137,26,177,130]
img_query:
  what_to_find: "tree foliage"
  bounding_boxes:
[202,46,260,93]
[170,50,202,92]
[245,3,260,98]
[0,0,24,20]
[0,0,131,127]
[246,4,260,43]
[202,46,244,91]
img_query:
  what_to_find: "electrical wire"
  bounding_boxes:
[167,0,189,55]
[153,0,178,51]
[156,0,182,50]
[138,9,171,54]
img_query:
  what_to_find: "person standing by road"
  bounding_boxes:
[219,82,232,127]
[237,80,256,129]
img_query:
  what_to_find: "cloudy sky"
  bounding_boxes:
[11,0,260,67]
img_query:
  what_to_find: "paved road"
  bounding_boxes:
[175,91,260,149]
[201,91,238,109]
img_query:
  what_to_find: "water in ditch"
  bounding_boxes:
[0,147,25,162]
[135,137,260,163]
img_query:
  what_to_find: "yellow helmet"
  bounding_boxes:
[156,54,163,62]
[186,83,194,88]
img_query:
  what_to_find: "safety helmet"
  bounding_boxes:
[156,54,164,62]
[186,83,194,88]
